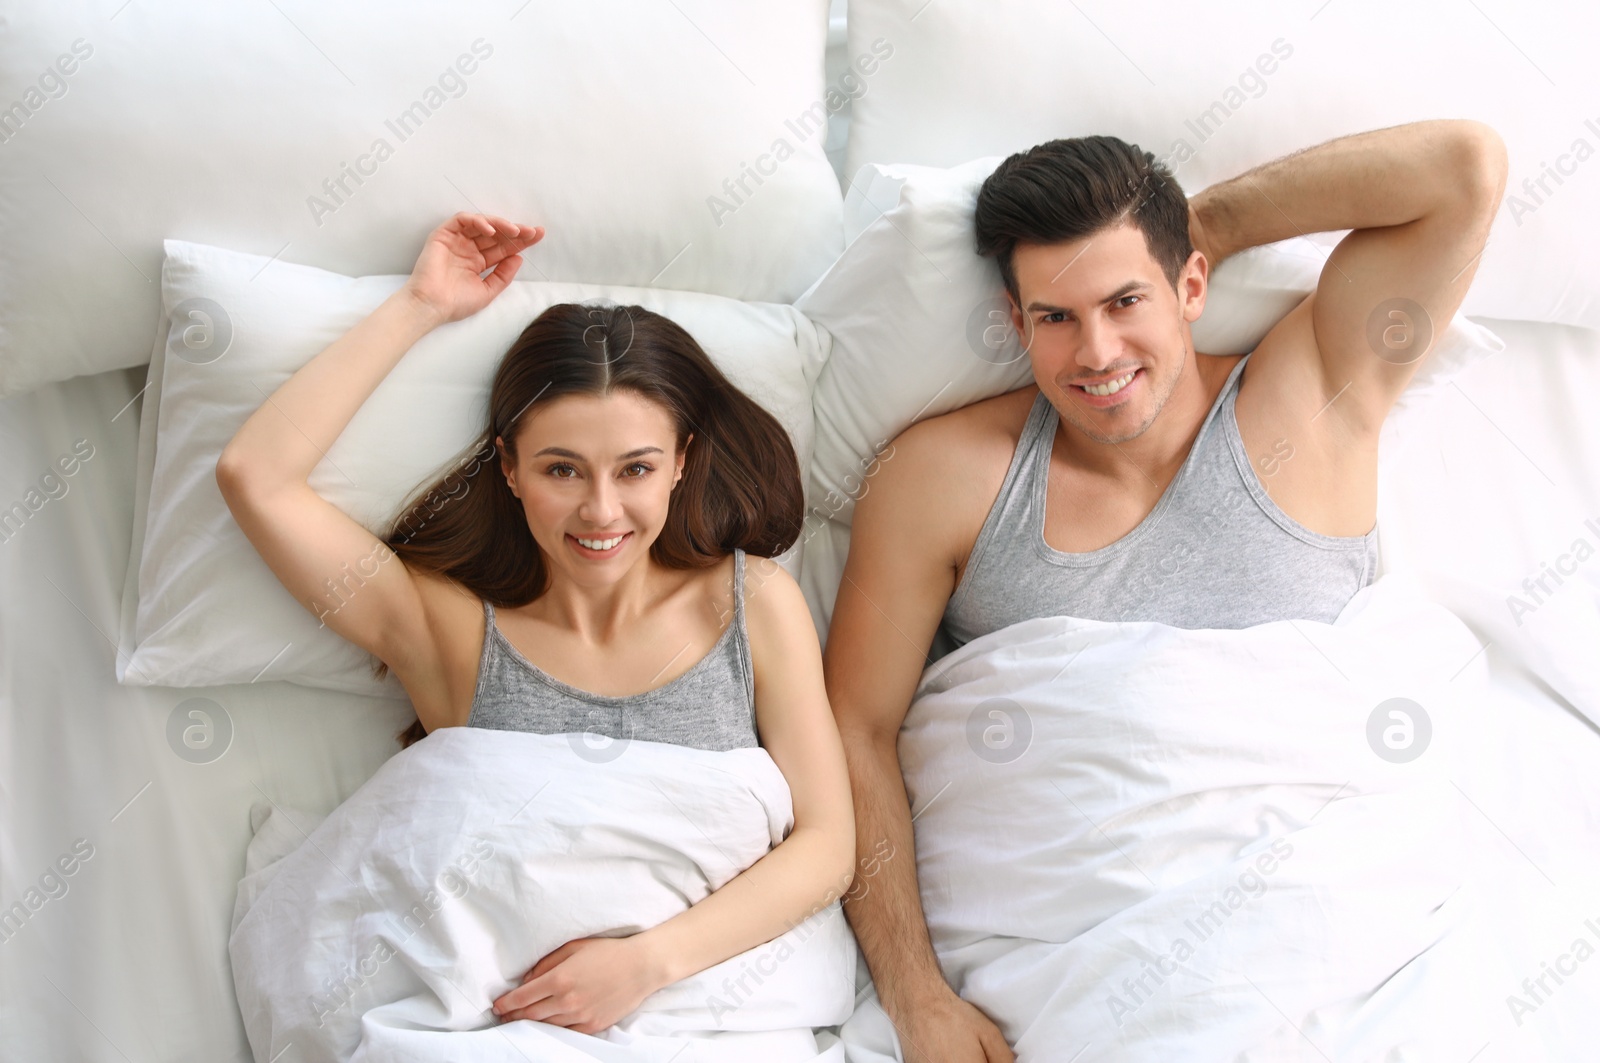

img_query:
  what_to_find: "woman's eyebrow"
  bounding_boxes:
[531,446,665,460]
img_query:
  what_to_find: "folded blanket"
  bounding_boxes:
[899,573,1533,1061]
[229,728,857,1063]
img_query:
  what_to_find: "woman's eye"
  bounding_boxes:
[622,462,653,478]
[547,463,578,479]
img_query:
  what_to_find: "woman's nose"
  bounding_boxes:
[578,479,623,524]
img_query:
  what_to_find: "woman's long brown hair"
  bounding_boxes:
[379,302,803,747]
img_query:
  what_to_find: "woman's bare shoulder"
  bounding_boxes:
[737,554,820,673]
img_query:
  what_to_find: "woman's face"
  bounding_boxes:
[498,390,688,588]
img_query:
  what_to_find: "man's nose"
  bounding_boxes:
[1076,316,1120,370]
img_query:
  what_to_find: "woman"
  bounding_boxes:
[216,213,855,1034]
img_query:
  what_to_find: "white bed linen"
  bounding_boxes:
[230,728,855,1063]
[0,0,846,396]
[835,317,1600,1061]
[0,367,415,1061]
[3,317,1600,1062]
[890,573,1596,1060]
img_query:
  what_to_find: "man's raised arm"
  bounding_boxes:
[825,416,1017,1063]
[1187,119,1506,430]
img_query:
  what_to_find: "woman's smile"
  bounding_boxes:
[567,530,632,558]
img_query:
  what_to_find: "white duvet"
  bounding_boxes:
[896,573,1563,1062]
[229,728,857,1063]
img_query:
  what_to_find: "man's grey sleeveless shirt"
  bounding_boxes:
[940,354,1377,650]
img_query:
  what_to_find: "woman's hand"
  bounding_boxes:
[491,935,666,1034]
[404,212,544,326]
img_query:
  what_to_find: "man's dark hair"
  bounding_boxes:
[974,135,1193,304]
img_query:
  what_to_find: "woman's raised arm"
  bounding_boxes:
[215,213,541,722]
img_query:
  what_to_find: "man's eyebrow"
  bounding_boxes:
[1025,279,1151,314]
[532,446,665,461]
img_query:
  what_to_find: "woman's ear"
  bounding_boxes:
[496,435,520,499]
[674,433,693,486]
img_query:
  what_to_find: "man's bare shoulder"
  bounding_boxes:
[891,385,1039,470]
[857,385,1039,545]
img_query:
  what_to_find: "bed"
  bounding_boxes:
[3,1,1598,1061]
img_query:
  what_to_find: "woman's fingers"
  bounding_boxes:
[462,218,543,268]
[430,213,541,302]
[531,941,579,977]
[500,1003,578,1026]
[494,223,542,256]
[483,215,544,247]
[456,211,496,238]
[456,213,537,246]
[481,254,522,297]
[495,986,560,1023]
[484,213,519,237]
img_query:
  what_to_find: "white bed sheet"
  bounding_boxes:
[0,367,413,1062]
[2,315,1598,1063]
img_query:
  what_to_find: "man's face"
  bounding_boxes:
[1010,220,1205,445]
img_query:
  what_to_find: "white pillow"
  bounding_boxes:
[843,0,1600,331]
[795,159,1504,631]
[116,240,827,697]
[0,2,842,396]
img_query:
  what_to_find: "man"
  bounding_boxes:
[824,120,1506,1061]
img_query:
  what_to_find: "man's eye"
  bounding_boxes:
[1042,311,1066,324]
[1117,295,1141,309]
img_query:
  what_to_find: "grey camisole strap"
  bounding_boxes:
[466,549,759,751]
[940,354,1378,650]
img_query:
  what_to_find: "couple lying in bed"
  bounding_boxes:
[217,118,1506,1059]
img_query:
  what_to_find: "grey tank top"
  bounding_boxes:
[466,549,759,752]
[941,353,1377,649]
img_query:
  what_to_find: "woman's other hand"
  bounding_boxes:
[405,212,544,326]
[491,935,666,1034]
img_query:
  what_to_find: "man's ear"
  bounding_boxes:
[1179,250,1209,325]
[1008,293,1035,354]
[496,435,520,499]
